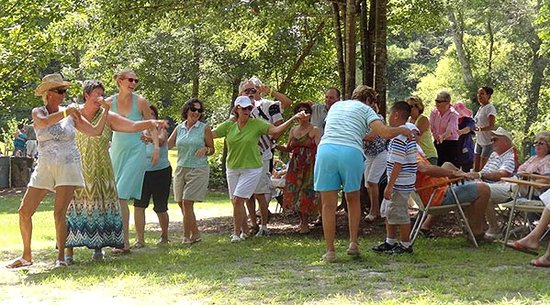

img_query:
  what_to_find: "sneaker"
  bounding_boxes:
[64,256,74,265]
[92,249,104,261]
[372,241,397,253]
[239,232,249,240]
[53,260,68,269]
[386,243,413,254]
[230,234,242,243]
[255,227,270,237]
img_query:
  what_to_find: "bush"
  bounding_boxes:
[208,138,227,190]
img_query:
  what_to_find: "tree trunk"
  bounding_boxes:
[449,11,477,101]
[374,0,387,118]
[191,28,200,98]
[359,0,368,85]
[332,2,345,93]
[344,0,357,99]
[278,21,326,93]
[486,18,494,83]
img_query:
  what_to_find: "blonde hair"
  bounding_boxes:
[406,96,425,114]
[41,93,49,106]
[536,130,550,147]
[113,69,135,84]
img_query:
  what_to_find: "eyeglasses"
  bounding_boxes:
[123,78,139,84]
[534,141,547,146]
[238,106,254,111]
[189,107,204,113]
[435,100,447,104]
[244,88,257,94]
[50,88,67,95]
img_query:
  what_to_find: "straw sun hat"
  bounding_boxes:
[34,73,72,96]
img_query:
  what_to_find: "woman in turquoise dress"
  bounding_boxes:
[106,69,160,253]
[65,80,165,261]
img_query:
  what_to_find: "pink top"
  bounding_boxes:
[518,154,550,174]
[430,107,459,141]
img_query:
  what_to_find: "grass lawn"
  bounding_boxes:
[0,191,549,305]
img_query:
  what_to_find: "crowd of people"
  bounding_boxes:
[5,72,550,269]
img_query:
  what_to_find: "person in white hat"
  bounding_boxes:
[212,96,309,243]
[465,126,516,239]
[7,73,110,269]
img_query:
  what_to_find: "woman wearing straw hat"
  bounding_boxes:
[7,73,110,269]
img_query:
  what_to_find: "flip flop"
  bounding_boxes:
[530,257,550,268]
[504,241,538,256]
[6,257,33,269]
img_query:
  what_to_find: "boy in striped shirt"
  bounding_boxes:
[373,101,417,254]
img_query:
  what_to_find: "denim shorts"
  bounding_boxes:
[314,143,365,192]
[440,181,479,205]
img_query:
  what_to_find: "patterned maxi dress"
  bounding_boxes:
[66,108,124,249]
[282,132,318,214]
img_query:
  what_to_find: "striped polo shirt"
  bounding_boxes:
[387,128,418,192]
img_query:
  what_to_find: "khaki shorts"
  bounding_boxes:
[488,182,513,204]
[173,166,209,202]
[28,162,84,192]
[381,191,411,225]
[254,159,272,194]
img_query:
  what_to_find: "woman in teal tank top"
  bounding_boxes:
[106,69,160,253]
[167,98,214,244]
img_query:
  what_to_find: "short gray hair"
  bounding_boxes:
[436,91,451,102]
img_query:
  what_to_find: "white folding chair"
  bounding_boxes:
[410,177,477,247]
[500,173,550,250]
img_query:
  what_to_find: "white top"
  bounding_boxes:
[320,100,381,154]
[474,103,497,145]
[251,98,283,160]
[35,106,81,165]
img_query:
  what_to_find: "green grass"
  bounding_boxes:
[0,192,549,305]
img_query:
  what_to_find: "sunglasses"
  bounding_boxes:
[189,107,204,113]
[50,88,67,95]
[238,106,254,111]
[244,88,257,94]
[534,141,547,146]
[123,77,139,84]
[435,100,447,103]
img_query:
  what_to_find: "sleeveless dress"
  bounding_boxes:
[110,94,146,200]
[66,108,124,249]
[282,132,318,214]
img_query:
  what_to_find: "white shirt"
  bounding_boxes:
[474,103,497,146]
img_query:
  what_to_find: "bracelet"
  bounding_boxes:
[63,109,67,118]
[479,172,483,179]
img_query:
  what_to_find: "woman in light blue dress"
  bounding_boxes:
[106,69,160,253]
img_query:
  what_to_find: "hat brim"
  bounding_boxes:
[34,81,72,96]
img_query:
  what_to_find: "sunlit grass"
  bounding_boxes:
[0,191,549,304]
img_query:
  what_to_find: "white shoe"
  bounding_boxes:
[239,232,249,240]
[230,234,242,243]
[255,227,270,237]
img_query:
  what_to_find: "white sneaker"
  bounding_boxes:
[230,234,242,243]
[239,232,249,240]
[255,227,270,237]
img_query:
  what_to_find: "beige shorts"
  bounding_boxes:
[380,191,411,225]
[488,182,513,204]
[28,162,84,192]
[173,166,209,202]
[254,159,272,194]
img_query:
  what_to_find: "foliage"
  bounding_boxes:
[208,138,227,190]
[0,117,28,155]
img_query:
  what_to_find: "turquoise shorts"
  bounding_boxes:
[314,144,365,192]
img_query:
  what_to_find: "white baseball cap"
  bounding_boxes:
[234,96,253,108]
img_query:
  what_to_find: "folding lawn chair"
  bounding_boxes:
[410,177,477,247]
[500,173,550,250]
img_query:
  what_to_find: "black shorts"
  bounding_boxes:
[134,166,172,213]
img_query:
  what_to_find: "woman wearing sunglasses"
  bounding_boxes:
[65,80,166,262]
[106,69,160,254]
[7,73,110,269]
[275,102,320,234]
[166,98,214,244]
[213,96,309,243]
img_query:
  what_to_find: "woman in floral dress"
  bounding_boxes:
[277,103,320,233]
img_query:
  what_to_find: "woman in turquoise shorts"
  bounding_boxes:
[106,69,160,253]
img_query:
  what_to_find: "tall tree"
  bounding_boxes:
[344,0,357,99]
[375,0,388,116]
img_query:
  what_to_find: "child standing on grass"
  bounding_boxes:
[373,101,417,254]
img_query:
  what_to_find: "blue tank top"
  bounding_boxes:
[176,120,208,168]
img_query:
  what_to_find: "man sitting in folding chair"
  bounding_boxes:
[413,153,491,244]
